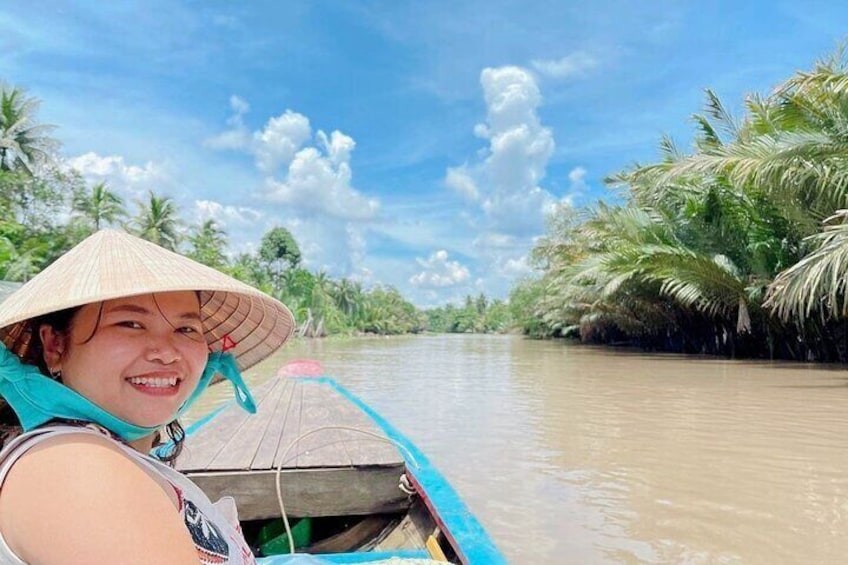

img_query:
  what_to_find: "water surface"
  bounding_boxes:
[190,334,848,564]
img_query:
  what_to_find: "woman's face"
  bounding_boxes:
[43,292,209,428]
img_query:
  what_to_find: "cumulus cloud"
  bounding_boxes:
[204,100,311,173]
[409,250,471,288]
[531,51,598,79]
[253,110,312,173]
[446,65,556,237]
[66,152,167,201]
[207,96,377,223]
[194,199,262,227]
[205,95,382,280]
[436,65,568,299]
[262,145,378,221]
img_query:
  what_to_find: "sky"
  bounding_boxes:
[2,1,848,307]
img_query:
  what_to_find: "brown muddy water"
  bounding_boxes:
[188,334,848,564]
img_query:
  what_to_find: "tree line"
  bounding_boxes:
[512,46,848,361]
[0,82,512,336]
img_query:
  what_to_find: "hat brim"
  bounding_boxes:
[0,230,296,371]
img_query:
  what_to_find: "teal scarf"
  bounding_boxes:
[0,343,255,442]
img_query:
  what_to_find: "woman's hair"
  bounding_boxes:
[0,306,188,466]
[154,421,186,466]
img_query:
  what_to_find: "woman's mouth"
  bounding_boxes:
[126,375,182,396]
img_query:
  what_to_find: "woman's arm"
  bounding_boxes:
[0,433,200,565]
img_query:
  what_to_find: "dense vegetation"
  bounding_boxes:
[0,83,511,336]
[513,47,848,361]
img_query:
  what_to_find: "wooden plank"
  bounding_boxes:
[296,380,353,468]
[186,465,409,519]
[305,516,396,553]
[207,376,287,470]
[272,378,304,470]
[182,376,402,472]
[178,378,277,471]
[374,500,434,552]
[323,389,401,467]
[250,378,296,470]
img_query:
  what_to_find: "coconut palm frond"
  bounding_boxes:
[765,210,848,320]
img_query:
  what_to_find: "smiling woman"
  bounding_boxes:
[0,229,295,565]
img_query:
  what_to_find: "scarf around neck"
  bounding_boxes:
[0,343,255,442]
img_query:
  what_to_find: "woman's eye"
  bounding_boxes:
[117,321,143,329]
[179,326,200,334]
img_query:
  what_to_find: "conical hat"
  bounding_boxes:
[0,229,295,371]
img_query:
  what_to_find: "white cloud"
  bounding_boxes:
[262,145,379,221]
[445,166,479,202]
[435,65,563,301]
[531,51,598,79]
[409,250,470,288]
[194,199,262,227]
[283,216,366,276]
[455,65,556,237]
[568,165,587,188]
[317,130,355,166]
[229,94,250,115]
[473,232,516,250]
[253,110,312,173]
[204,95,253,150]
[204,101,312,173]
[502,255,532,277]
[65,152,167,201]
[208,96,378,223]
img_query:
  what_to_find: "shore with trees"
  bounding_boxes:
[512,47,848,362]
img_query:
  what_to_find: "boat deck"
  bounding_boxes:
[178,376,408,520]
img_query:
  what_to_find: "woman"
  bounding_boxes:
[0,229,295,564]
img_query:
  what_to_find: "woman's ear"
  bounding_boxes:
[39,325,66,371]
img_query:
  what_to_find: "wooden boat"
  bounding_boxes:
[176,360,506,564]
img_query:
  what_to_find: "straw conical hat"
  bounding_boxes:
[0,230,295,371]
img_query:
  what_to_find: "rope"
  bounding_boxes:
[273,425,421,555]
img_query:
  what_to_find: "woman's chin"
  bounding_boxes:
[124,412,179,430]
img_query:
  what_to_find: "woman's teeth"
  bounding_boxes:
[128,376,178,387]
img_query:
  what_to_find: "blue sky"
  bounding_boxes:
[2,1,848,306]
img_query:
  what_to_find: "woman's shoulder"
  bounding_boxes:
[0,428,199,564]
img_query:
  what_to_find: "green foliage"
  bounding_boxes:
[513,44,848,361]
[424,293,514,334]
[187,219,228,269]
[0,85,56,175]
[131,191,181,251]
[72,181,127,234]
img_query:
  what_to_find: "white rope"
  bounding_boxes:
[273,425,421,555]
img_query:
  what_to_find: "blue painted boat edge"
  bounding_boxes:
[299,376,508,565]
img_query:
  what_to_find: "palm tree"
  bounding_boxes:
[72,182,127,232]
[765,210,848,320]
[131,191,181,251]
[0,85,56,175]
[187,219,228,269]
[332,278,364,318]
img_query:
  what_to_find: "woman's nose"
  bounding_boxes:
[145,334,182,364]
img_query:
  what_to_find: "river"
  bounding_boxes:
[189,334,848,564]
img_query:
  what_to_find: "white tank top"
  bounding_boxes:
[0,425,257,564]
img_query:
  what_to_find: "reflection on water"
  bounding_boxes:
[188,334,848,564]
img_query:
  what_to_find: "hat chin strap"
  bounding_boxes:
[0,344,255,443]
